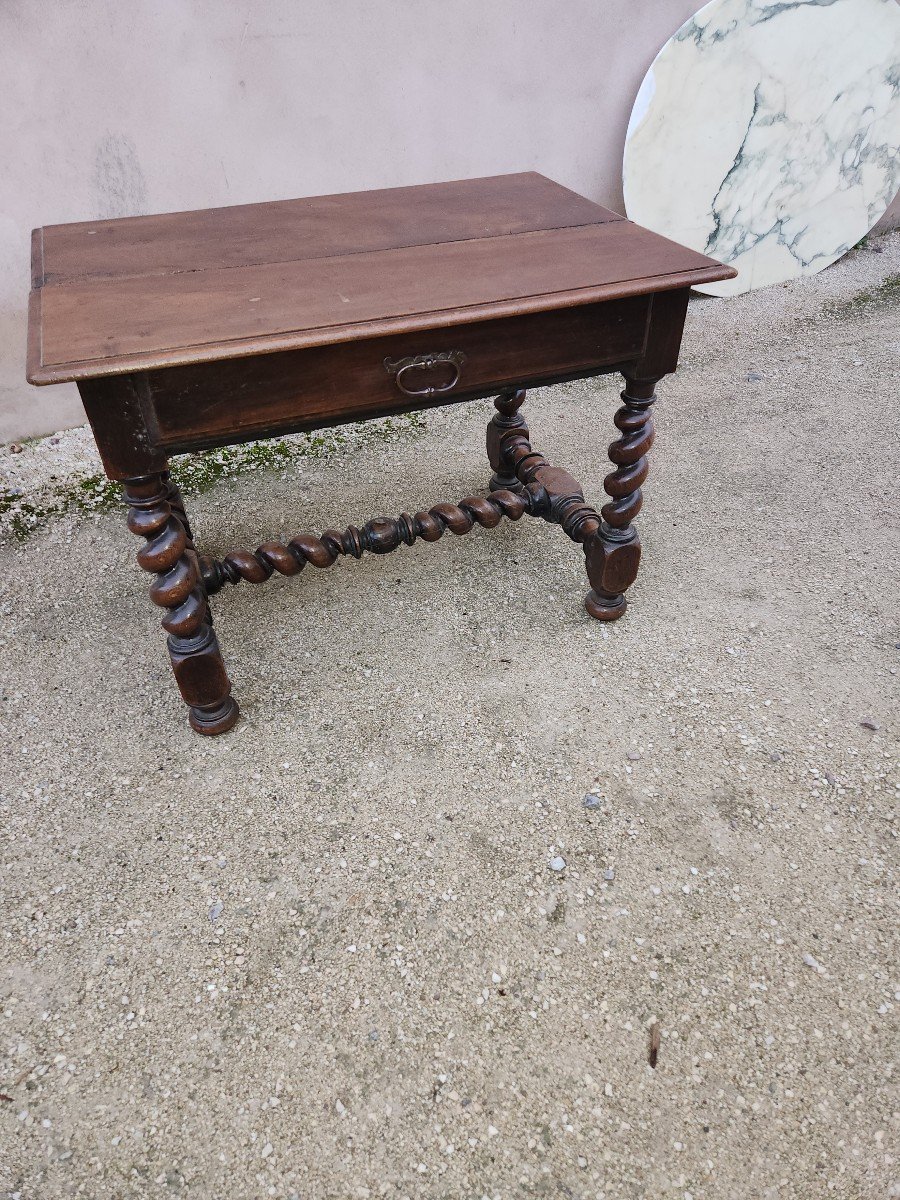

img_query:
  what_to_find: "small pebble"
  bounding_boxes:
[583,794,603,809]
[802,953,825,974]
[603,868,615,882]
[208,900,224,922]
[9,443,23,454]
[859,719,879,731]
[549,856,566,873]
[746,371,764,382]
[626,750,642,762]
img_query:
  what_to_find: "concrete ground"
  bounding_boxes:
[1,238,898,1199]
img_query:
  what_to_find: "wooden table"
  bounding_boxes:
[27,172,735,735]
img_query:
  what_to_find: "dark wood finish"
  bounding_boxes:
[198,391,612,621]
[123,474,238,735]
[498,417,603,546]
[486,381,657,621]
[146,297,650,461]
[78,373,166,481]
[631,288,691,381]
[36,173,618,286]
[26,173,736,733]
[28,173,732,385]
[32,221,723,382]
[200,484,538,594]
[486,388,529,493]
[583,377,658,620]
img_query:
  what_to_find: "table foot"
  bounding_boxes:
[585,589,627,621]
[188,696,241,735]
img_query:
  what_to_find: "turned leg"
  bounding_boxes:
[584,377,657,621]
[487,388,528,493]
[124,473,239,735]
[161,470,195,543]
[162,469,215,627]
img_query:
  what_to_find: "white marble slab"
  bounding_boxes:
[623,0,900,296]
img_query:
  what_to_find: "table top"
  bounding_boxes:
[27,172,735,385]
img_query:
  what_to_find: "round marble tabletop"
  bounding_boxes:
[623,0,900,296]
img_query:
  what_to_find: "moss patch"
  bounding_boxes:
[822,273,900,318]
[0,412,426,544]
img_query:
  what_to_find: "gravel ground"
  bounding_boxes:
[1,236,898,1199]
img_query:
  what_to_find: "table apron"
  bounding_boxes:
[146,296,651,454]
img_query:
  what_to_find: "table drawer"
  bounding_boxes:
[148,295,651,452]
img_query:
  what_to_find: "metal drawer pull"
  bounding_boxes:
[384,349,467,397]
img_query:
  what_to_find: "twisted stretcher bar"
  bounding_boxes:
[122,381,656,734]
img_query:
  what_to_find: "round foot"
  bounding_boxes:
[585,589,627,621]
[189,696,240,735]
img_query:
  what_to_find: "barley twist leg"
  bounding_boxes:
[584,376,658,620]
[124,473,239,735]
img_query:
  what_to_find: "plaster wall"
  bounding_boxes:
[2,0,897,441]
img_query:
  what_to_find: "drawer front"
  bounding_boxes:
[149,296,651,452]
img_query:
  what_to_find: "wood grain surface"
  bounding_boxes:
[28,173,736,385]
